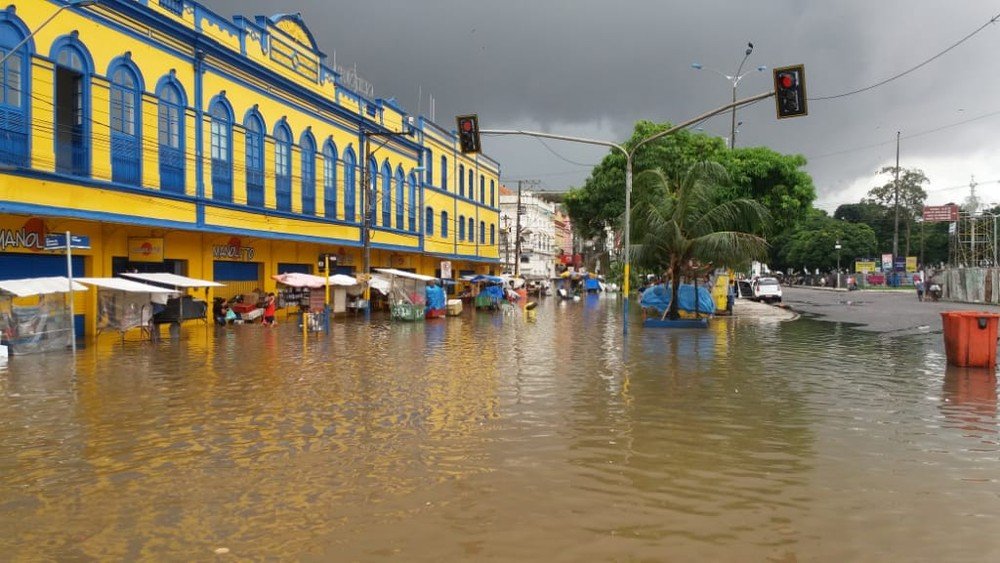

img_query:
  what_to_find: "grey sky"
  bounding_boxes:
[201,0,1000,211]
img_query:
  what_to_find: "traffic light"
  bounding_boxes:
[773,64,807,119]
[317,253,337,272]
[456,114,481,154]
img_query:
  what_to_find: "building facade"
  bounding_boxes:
[0,0,500,336]
[499,187,556,279]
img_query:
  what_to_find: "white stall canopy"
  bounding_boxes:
[120,272,224,288]
[0,276,87,297]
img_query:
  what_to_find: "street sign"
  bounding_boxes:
[44,233,91,250]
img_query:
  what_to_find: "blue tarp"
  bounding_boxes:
[640,283,716,315]
[584,278,601,291]
[480,285,506,302]
[469,275,505,284]
[425,284,446,311]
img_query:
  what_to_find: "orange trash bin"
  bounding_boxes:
[940,311,1000,369]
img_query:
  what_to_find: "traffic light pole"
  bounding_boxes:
[481,88,775,337]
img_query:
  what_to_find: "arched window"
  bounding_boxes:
[469,168,475,201]
[468,218,474,242]
[490,179,495,207]
[407,172,416,231]
[426,151,433,186]
[381,161,392,227]
[441,210,448,238]
[458,215,465,240]
[458,163,464,198]
[0,17,30,167]
[368,157,377,222]
[109,60,141,186]
[479,174,485,203]
[208,98,232,202]
[244,111,264,207]
[490,223,496,245]
[343,147,356,221]
[440,155,447,191]
[395,166,404,229]
[156,78,185,194]
[274,121,292,212]
[52,38,92,176]
[425,206,434,236]
[480,221,485,244]
[300,131,316,215]
[323,140,337,219]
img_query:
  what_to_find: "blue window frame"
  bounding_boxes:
[441,211,448,238]
[0,18,29,167]
[368,157,377,223]
[53,39,91,177]
[343,147,356,221]
[244,111,264,207]
[156,78,184,194]
[381,161,392,227]
[468,218,474,242]
[395,167,404,229]
[425,206,434,236]
[480,221,485,244]
[209,99,232,202]
[440,155,447,191]
[109,60,141,186]
[407,172,416,231]
[323,140,337,219]
[458,215,465,240]
[300,132,316,215]
[480,174,485,203]
[426,150,433,187]
[490,179,495,207]
[490,224,496,245]
[458,163,464,197]
[469,169,474,201]
[274,121,292,211]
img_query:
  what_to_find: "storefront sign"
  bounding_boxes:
[128,237,164,262]
[212,237,255,261]
[440,260,452,279]
[0,218,47,252]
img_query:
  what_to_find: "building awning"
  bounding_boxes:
[271,272,359,289]
[373,268,438,282]
[76,277,178,294]
[121,272,224,288]
[0,276,88,297]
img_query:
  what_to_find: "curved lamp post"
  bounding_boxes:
[692,42,766,149]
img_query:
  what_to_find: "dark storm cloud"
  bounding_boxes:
[201,0,1000,208]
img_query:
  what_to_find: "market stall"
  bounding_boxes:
[0,276,87,355]
[76,277,178,342]
[467,274,508,310]
[120,272,223,337]
[271,272,361,315]
[372,268,437,321]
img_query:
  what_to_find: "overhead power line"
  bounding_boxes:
[813,11,1000,101]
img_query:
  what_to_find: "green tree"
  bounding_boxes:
[780,209,877,272]
[866,167,928,256]
[631,161,770,319]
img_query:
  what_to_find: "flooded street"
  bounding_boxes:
[2,295,998,561]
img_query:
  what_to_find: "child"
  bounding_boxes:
[263,292,277,326]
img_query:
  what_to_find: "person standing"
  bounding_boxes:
[263,292,277,326]
[914,275,925,302]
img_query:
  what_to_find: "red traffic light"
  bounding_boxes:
[455,114,481,154]
[460,119,474,132]
[778,73,794,89]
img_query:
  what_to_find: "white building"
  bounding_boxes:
[499,187,557,279]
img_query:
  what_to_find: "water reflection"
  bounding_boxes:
[1,299,998,560]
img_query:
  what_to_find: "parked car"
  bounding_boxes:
[751,277,783,303]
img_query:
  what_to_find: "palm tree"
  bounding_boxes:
[631,161,771,320]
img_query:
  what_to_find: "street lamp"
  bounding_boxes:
[835,240,842,288]
[691,42,766,149]
[0,0,98,68]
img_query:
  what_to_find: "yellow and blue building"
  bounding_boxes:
[0,0,501,336]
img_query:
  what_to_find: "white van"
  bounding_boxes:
[752,277,783,304]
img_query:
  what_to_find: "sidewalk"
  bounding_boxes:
[732,298,797,321]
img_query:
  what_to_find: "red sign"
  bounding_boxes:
[923,204,959,222]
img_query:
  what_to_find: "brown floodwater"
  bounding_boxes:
[1,295,998,561]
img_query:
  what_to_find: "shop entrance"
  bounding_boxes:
[213,261,262,300]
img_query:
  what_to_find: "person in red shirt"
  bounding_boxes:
[263,292,277,326]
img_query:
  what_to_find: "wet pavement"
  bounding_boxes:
[1,294,998,561]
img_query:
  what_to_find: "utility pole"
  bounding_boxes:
[892,131,901,261]
[501,215,511,272]
[514,180,522,277]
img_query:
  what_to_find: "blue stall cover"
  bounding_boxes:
[584,277,601,291]
[425,284,446,311]
[640,284,715,315]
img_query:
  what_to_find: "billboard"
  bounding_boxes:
[881,253,893,271]
[923,204,959,222]
[855,260,877,273]
[906,256,917,273]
